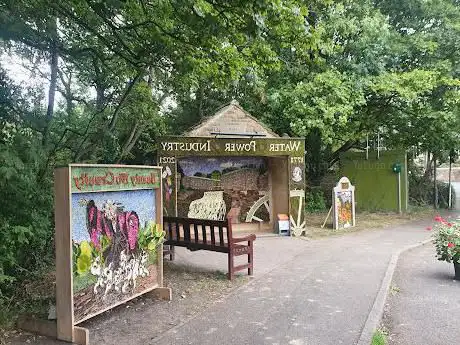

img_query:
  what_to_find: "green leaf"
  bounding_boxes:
[80,241,92,257]
[147,241,156,251]
[76,254,91,276]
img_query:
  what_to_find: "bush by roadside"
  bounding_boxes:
[409,164,456,209]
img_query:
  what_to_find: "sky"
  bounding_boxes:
[1,51,177,113]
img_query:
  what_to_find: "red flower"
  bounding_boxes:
[448,242,455,248]
[447,223,453,227]
[434,215,445,222]
[426,226,432,231]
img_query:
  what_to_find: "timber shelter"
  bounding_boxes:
[158,101,306,236]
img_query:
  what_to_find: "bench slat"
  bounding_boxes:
[167,221,173,241]
[201,224,207,244]
[210,225,215,245]
[193,223,198,243]
[218,225,224,246]
[164,216,227,228]
[183,220,191,243]
[164,239,229,253]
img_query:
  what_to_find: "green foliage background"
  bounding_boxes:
[1,0,460,325]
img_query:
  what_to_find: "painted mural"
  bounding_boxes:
[177,157,270,223]
[71,189,164,323]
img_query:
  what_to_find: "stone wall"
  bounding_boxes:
[182,175,220,190]
[221,168,259,190]
[182,168,268,192]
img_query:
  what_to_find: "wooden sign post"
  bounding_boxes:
[19,164,171,344]
[332,177,356,230]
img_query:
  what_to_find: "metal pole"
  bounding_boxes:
[366,134,369,160]
[448,154,452,209]
[434,154,438,209]
[398,171,402,214]
[377,132,381,159]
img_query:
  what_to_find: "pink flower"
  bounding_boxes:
[125,212,139,251]
[426,226,432,231]
[448,242,455,248]
[447,223,453,227]
[90,229,101,249]
[434,215,445,222]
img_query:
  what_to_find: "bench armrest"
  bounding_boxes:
[232,234,256,243]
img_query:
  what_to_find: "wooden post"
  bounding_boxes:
[54,168,74,342]
[227,219,234,280]
[321,206,333,228]
[248,240,253,276]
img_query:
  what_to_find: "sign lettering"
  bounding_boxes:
[71,166,161,192]
[159,137,304,156]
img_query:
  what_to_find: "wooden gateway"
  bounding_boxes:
[158,101,307,236]
[19,164,171,345]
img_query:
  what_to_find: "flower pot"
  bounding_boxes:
[454,262,460,280]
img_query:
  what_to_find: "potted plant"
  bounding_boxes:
[432,215,460,279]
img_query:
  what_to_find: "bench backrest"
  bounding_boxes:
[163,216,233,251]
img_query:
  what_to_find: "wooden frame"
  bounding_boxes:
[19,164,171,344]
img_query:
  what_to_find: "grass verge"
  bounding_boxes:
[371,329,387,345]
[305,206,436,239]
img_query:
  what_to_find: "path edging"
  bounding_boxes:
[355,238,433,345]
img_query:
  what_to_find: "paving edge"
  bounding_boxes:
[355,238,433,345]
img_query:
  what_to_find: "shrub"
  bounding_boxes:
[305,188,327,213]
[0,135,55,323]
[408,165,455,209]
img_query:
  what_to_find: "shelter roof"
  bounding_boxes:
[185,100,279,138]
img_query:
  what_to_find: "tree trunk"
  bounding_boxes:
[424,152,433,179]
[118,122,143,162]
[43,17,59,145]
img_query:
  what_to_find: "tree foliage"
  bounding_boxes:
[1,0,460,317]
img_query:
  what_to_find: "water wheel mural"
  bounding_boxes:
[245,193,270,222]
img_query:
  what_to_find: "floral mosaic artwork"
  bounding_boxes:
[333,177,355,230]
[336,191,353,228]
[71,190,164,323]
[177,157,269,223]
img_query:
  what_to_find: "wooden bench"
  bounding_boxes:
[163,217,256,280]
